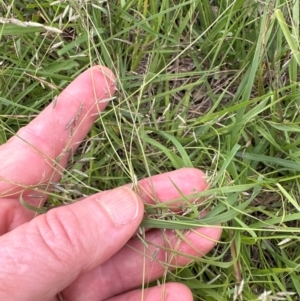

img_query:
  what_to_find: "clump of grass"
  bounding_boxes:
[1,0,300,300]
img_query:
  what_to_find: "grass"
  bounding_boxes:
[1,0,300,300]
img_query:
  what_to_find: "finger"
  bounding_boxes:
[0,167,205,235]
[0,65,116,197]
[0,66,115,233]
[0,187,143,301]
[105,283,193,301]
[62,224,222,300]
[127,167,208,210]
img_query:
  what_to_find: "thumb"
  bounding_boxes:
[0,187,143,301]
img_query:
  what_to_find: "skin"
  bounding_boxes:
[0,66,222,301]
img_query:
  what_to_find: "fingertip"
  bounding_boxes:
[178,225,222,261]
[135,167,209,208]
[178,167,209,189]
[105,283,193,301]
[93,65,116,84]
[84,65,116,101]
[146,283,193,301]
[63,65,116,109]
[164,283,194,301]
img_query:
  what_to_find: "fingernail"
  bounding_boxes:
[97,187,140,225]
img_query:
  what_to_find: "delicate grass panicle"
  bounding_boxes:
[1,0,300,300]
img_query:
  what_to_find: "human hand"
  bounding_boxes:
[0,66,222,301]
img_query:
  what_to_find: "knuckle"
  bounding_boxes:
[34,208,83,265]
